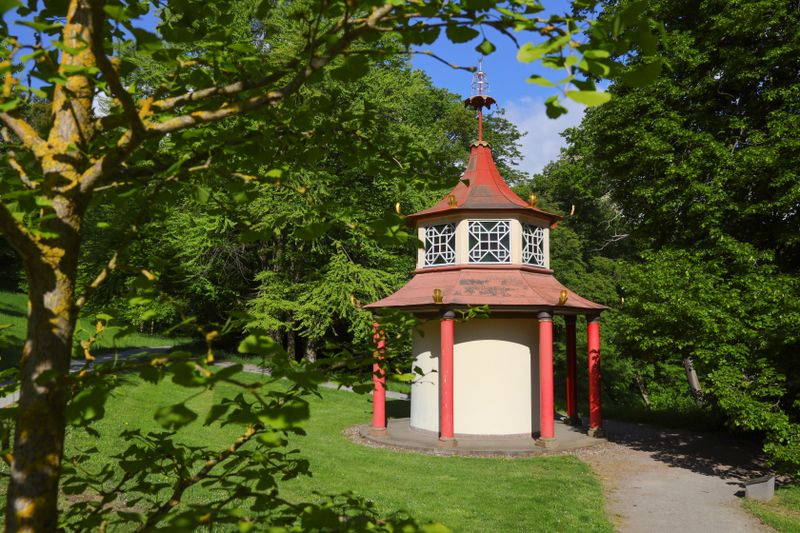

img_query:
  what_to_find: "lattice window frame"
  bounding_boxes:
[423,223,456,267]
[522,223,546,267]
[467,220,512,264]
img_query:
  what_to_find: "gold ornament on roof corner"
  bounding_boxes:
[559,289,569,305]
[447,194,458,208]
[528,193,537,208]
[395,202,401,215]
[432,288,443,304]
[569,204,576,217]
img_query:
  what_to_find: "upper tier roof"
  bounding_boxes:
[406,141,562,226]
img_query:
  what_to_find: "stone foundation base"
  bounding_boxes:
[587,427,606,438]
[535,437,558,449]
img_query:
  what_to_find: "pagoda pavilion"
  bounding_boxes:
[365,66,606,447]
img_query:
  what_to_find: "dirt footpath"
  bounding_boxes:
[573,420,771,532]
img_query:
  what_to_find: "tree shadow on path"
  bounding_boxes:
[601,418,769,483]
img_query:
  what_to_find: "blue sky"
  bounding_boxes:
[4,5,584,176]
[410,21,586,176]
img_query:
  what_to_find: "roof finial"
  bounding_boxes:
[471,58,489,96]
[464,59,496,144]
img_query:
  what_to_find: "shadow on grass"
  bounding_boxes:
[387,399,410,420]
[0,304,25,319]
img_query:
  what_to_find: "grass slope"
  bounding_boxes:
[743,485,800,533]
[5,373,612,531]
[0,290,188,368]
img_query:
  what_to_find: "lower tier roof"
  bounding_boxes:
[365,266,606,314]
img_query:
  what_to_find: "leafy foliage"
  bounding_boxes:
[0,0,658,529]
[533,0,800,475]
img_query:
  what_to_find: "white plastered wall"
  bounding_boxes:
[410,318,541,436]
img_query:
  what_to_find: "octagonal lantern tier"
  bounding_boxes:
[365,65,606,447]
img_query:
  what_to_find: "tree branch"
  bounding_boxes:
[87,0,145,138]
[75,175,173,311]
[0,113,47,158]
[147,3,395,135]
[138,424,262,531]
[0,199,38,260]
[1,128,37,189]
[78,129,141,194]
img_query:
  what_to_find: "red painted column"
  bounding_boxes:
[587,314,604,436]
[371,321,386,435]
[565,315,578,424]
[439,310,456,444]
[538,311,555,442]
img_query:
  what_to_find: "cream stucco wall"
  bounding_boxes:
[410,318,541,436]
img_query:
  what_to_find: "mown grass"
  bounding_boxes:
[57,373,611,531]
[743,484,800,532]
[0,290,189,369]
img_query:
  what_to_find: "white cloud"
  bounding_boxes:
[503,96,585,176]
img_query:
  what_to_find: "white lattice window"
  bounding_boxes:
[424,223,456,266]
[522,224,546,267]
[468,220,511,263]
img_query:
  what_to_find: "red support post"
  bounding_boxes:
[439,310,456,444]
[587,315,604,437]
[565,315,578,424]
[371,321,386,435]
[538,311,555,444]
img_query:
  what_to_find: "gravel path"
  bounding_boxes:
[573,419,771,533]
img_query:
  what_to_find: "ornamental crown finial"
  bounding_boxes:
[471,57,489,97]
[464,59,496,112]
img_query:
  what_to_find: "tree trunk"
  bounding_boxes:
[303,339,317,363]
[634,374,651,409]
[6,254,78,531]
[286,329,297,361]
[683,357,704,405]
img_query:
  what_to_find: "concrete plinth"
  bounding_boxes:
[535,437,558,449]
[744,475,775,501]
[587,427,606,438]
[355,418,605,457]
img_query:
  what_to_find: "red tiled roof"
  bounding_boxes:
[406,142,562,225]
[365,266,606,312]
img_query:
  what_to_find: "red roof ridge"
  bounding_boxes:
[406,143,562,224]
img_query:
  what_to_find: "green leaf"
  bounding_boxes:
[527,75,554,87]
[475,38,496,56]
[102,4,128,21]
[445,25,479,43]
[583,49,611,59]
[565,90,612,106]
[621,60,663,87]
[154,403,198,430]
[517,42,546,63]
[0,98,21,112]
[330,55,370,82]
[544,95,568,118]
[259,398,309,429]
[204,403,231,426]
[66,386,109,426]
[238,332,284,357]
[0,0,21,14]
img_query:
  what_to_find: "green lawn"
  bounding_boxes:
[1,290,612,529]
[1,372,611,531]
[0,290,189,368]
[743,485,800,532]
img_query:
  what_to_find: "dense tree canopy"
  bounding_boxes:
[0,0,657,530]
[533,0,800,474]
